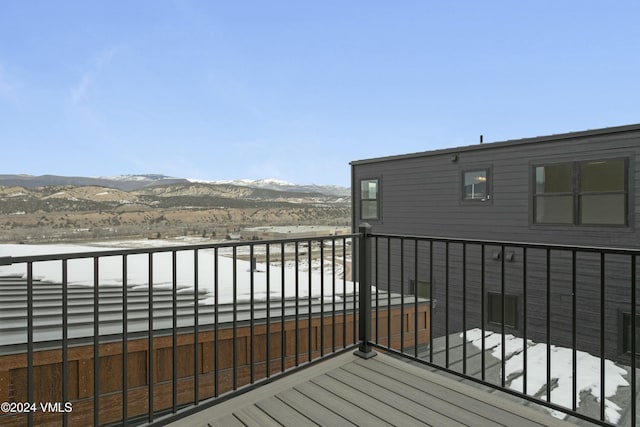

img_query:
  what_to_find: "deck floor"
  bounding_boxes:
[169,351,577,427]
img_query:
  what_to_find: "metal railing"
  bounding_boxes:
[362,227,640,427]
[0,235,358,426]
[3,226,639,426]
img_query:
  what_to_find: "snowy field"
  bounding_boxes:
[0,239,355,304]
[463,328,630,424]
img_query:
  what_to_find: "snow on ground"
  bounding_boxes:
[0,242,354,304]
[463,328,629,423]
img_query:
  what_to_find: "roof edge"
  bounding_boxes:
[350,123,640,166]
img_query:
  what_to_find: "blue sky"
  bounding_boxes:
[1,1,639,187]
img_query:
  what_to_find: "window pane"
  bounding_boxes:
[361,200,378,220]
[535,195,573,224]
[463,170,488,200]
[535,164,572,193]
[622,313,640,354]
[580,194,626,225]
[581,159,625,192]
[487,293,517,328]
[410,279,431,299]
[361,180,378,200]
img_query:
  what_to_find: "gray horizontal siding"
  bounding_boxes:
[353,129,640,248]
[368,237,639,362]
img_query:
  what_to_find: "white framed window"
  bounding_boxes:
[360,179,379,220]
[462,169,490,202]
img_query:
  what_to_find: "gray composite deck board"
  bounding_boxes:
[311,373,431,426]
[276,388,355,426]
[208,414,245,427]
[293,381,382,426]
[323,367,462,426]
[233,405,288,427]
[255,396,319,426]
[354,357,551,427]
[170,352,576,427]
[342,361,500,426]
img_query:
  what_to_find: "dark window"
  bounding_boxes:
[463,169,490,201]
[579,159,627,225]
[621,312,640,354]
[533,158,628,226]
[360,179,379,220]
[534,164,573,224]
[409,279,430,299]
[487,292,518,329]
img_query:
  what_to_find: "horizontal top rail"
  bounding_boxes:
[370,232,640,255]
[1,233,360,265]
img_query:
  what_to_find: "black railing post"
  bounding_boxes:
[355,223,377,359]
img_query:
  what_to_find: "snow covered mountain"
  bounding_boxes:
[190,178,350,197]
[0,174,350,197]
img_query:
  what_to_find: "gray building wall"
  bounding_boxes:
[351,124,640,363]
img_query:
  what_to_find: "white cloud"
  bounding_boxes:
[69,46,119,105]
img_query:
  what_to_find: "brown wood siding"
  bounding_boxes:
[0,303,430,426]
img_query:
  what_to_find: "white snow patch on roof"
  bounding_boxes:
[0,242,354,305]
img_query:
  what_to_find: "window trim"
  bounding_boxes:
[532,157,630,227]
[360,177,381,221]
[461,167,492,204]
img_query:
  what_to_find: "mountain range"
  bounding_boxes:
[0,174,350,197]
[0,174,351,243]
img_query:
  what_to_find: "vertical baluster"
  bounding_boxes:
[501,245,505,388]
[280,242,286,373]
[193,249,199,405]
[429,240,433,363]
[414,239,419,359]
[632,254,637,427]
[600,252,606,422]
[343,238,347,349]
[266,244,271,378]
[308,240,312,362]
[375,236,379,344]
[522,247,528,395]
[445,241,449,368]
[481,244,485,381]
[332,238,336,353]
[121,255,128,425]
[295,241,300,366]
[214,247,219,397]
[232,246,238,390]
[27,262,34,427]
[172,251,177,413]
[320,239,325,357]
[93,257,100,426]
[387,237,391,350]
[572,250,577,412]
[462,243,467,374]
[250,244,255,384]
[62,259,69,427]
[148,253,154,422]
[400,237,405,353]
[546,249,551,404]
